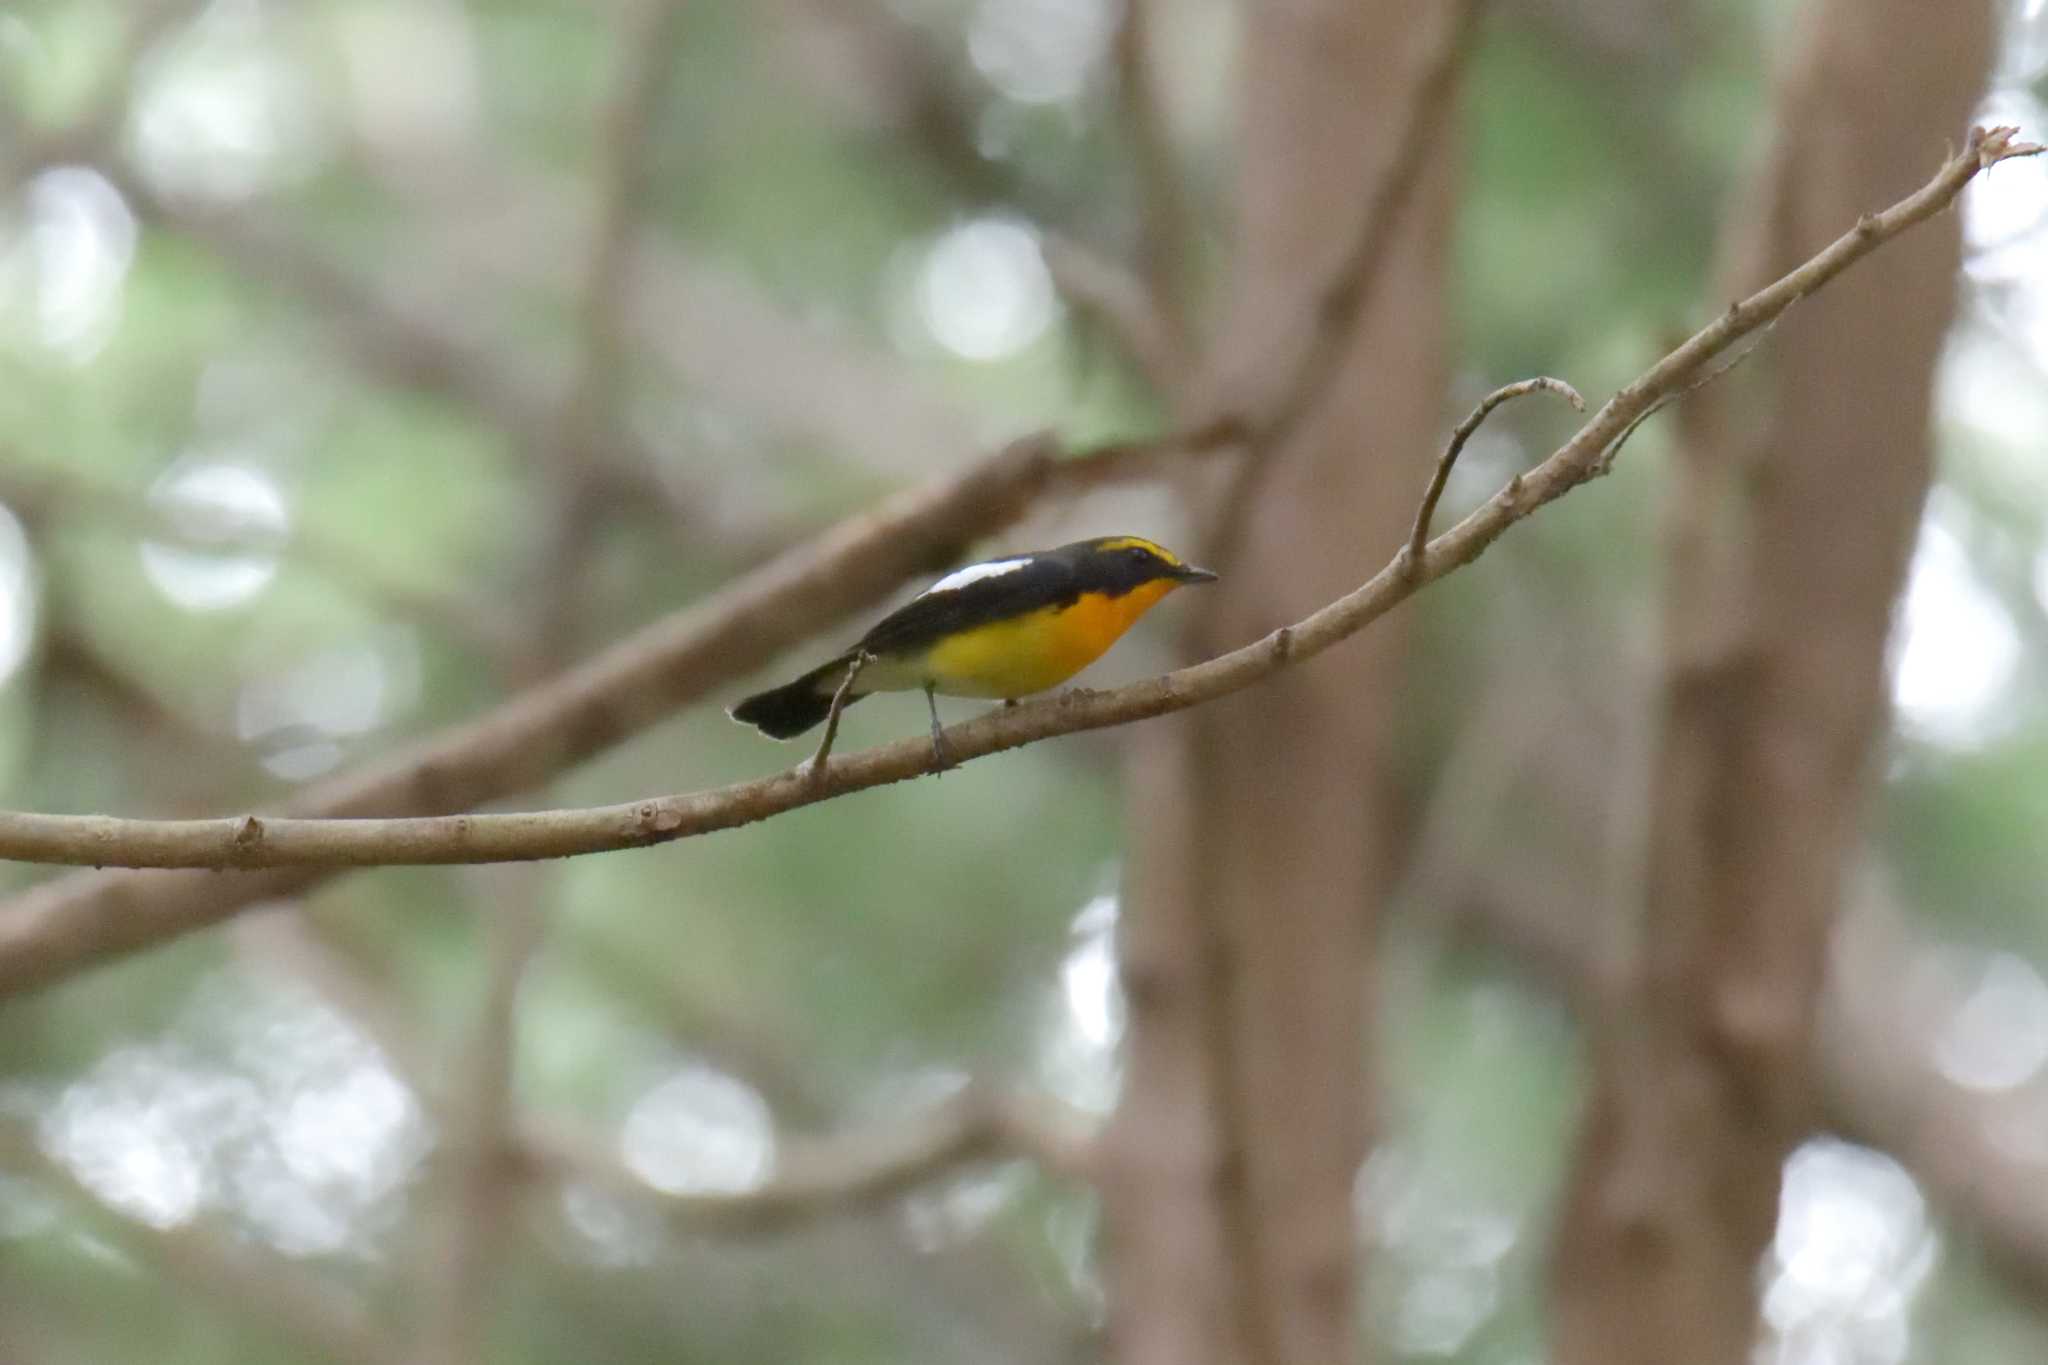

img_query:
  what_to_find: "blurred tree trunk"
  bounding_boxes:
[1548,2,1994,1362]
[1100,1,1451,1362]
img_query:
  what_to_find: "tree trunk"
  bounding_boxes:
[1547,2,1994,1362]
[1100,2,1453,1363]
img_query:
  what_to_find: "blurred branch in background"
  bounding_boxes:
[236,903,1093,1289]
[523,1079,1094,1237]
[0,1117,394,1364]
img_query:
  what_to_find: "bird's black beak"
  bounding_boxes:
[1175,564,1219,584]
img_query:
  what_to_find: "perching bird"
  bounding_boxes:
[729,535,1217,765]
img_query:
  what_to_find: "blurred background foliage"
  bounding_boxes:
[0,1,2046,1362]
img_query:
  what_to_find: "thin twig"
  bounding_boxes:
[1593,319,1779,475]
[0,129,2031,990]
[806,650,871,779]
[1406,377,1584,567]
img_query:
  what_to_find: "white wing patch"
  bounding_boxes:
[920,557,1031,597]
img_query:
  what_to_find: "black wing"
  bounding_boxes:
[856,558,1081,658]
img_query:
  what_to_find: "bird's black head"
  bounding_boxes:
[1060,536,1219,597]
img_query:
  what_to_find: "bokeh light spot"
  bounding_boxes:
[967,0,1116,105]
[620,1064,773,1196]
[139,459,290,612]
[917,219,1057,362]
[1933,952,2048,1094]
[1890,505,2019,747]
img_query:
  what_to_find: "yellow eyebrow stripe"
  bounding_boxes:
[1093,536,1182,566]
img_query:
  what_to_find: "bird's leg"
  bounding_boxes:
[925,683,952,773]
[805,652,870,781]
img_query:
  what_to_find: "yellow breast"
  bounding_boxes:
[916,581,1176,699]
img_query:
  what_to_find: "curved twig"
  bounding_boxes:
[1405,376,1584,567]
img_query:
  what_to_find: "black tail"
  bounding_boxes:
[729,659,863,739]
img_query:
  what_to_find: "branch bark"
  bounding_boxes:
[0,128,2028,988]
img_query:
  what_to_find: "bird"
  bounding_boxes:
[729,535,1217,767]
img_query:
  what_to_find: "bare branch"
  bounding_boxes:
[520,1082,1094,1236]
[0,128,2029,990]
[1405,377,1583,566]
